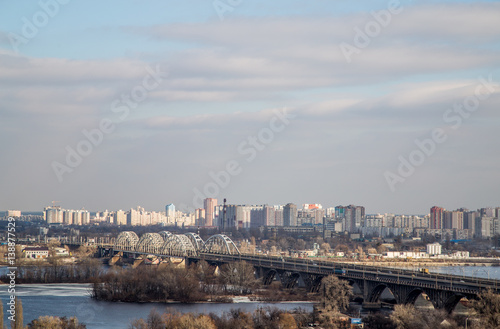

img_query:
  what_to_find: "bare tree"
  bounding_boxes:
[376,244,388,254]
[219,261,258,294]
[315,275,353,328]
[334,244,349,253]
[320,275,352,313]
[47,238,61,258]
[146,309,163,329]
[28,316,86,329]
[163,314,216,329]
[295,239,306,251]
[471,289,500,328]
[320,243,331,256]
[278,313,298,329]
[390,305,449,329]
[128,319,147,329]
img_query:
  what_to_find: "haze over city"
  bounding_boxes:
[1,0,500,214]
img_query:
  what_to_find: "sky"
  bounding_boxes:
[0,0,499,215]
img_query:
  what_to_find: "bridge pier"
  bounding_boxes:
[360,279,476,313]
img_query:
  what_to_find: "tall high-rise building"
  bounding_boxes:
[443,211,451,229]
[248,206,262,227]
[297,208,325,225]
[444,210,463,229]
[81,209,90,225]
[325,207,336,217]
[224,205,237,228]
[430,206,444,229]
[274,205,284,226]
[195,208,206,226]
[283,203,298,226]
[335,205,365,233]
[165,204,176,219]
[72,211,82,225]
[464,211,477,232]
[451,211,464,230]
[480,208,495,218]
[127,208,141,226]
[63,210,74,225]
[44,206,62,224]
[475,216,492,238]
[263,205,275,226]
[114,210,126,225]
[204,198,218,226]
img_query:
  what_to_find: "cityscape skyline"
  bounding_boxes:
[2,199,500,216]
[1,1,500,215]
[4,201,500,216]
[5,199,500,218]
[7,200,498,240]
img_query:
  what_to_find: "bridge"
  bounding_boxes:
[110,231,500,312]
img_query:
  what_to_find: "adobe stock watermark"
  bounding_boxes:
[8,0,71,53]
[191,108,296,209]
[384,74,499,192]
[52,64,167,183]
[339,0,403,64]
[76,301,104,325]
[6,217,17,322]
[213,0,242,21]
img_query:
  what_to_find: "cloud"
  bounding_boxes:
[1,1,500,213]
[122,3,500,99]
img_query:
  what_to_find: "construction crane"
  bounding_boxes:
[51,201,61,207]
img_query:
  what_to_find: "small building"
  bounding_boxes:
[301,249,318,257]
[54,247,70,257]
[383,251,428,259]
[450,251,469,258]
[6,210,21,218]
[23,246,49,259]
[427,243,442,256]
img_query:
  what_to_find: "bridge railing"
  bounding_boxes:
[109,246,500,292]
[196,252,500,292]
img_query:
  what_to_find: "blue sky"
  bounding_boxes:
[1,0,499,214]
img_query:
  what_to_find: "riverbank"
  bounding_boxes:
[0,283,315,329]
[1,261,318,304]
[340,258,500,268]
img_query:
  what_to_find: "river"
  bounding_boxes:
[429,265,500,279]
[2,265,498,328]
[0,283,313,329]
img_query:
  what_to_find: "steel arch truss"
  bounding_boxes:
[204,234,240,255]
[136,233,164,254]
[114,231,139,251]
[160,234,197,257]
[184,233,205,251]
[158,231,172,241]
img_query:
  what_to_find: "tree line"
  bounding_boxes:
[129,307,311,329]
[91,260,267,303]
[0,258,103,284]
[3,275,500,328]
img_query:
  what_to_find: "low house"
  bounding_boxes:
[383,251,428,259]
[54,247,70,257]
[23,246,49,259]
